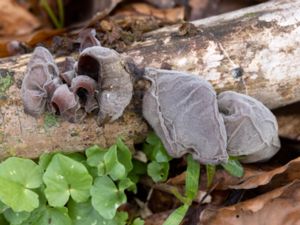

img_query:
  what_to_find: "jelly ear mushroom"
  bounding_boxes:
[217,91,280,163]
[77,46,133,125]
[142,68,228,165]
[70,75,98,113]
[21,47,58,117]
[78,28,101,52]
[51,84,86,123]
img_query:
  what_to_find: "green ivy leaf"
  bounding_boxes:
[0,157,43,212]
[221,158,244,178]
[206,164,216,188]
[116,138,133,174]
[43,154,93,207]
[104,145,126,181]
[162,204,189,225]
[185,155,200,201]
[3,209,30,225]
[132,217,144,225]
[20,205,71,225]
[68,199,128,225]
[147,161,169,182]
[91,176,127,220]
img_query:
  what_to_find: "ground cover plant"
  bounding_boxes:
[0,133,243,225]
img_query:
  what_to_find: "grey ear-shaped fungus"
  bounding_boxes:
[78,28,101,52]
[218,91,281,163]
[77,46,133,125]
[70,75,98,113]
[142,68,228,165]
[51,84,86,123]
[21,47,58,117]
[60,70,76,86]
[58,57,77,86]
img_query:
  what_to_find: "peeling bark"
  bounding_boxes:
[0,0,300,159]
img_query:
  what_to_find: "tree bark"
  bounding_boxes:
[0,0,300,159]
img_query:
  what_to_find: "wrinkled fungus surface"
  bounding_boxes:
[142,68,228,164]
[218,91,281,163]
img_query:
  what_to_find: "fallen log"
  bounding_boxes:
[0,0,300,159]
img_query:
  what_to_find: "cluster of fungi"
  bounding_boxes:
[21,32,280,164]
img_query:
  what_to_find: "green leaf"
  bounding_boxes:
[221,158,244,178]
[43,154,93,207]
[39,153,55,171]
[163,204,189,225]
[20,205,71,225]
[91,176,127,220]
[143,132,171,162]
[185,155,200,201]
[68,199,128,225]
[206,164,216,188]
[147,161,169,182]
[118,178,136,193]
[85,145,107,176]
[116,138,133,174]
[86,145,106,167]
[128,160,147,184]
[104,145,126,180]
[0,200,8,213]
[132,218,144,225]
[0,157,43,212]
[3,209,30,225]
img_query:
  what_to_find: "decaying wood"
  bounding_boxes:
[0,0,300,159]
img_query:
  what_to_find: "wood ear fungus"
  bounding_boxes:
[142,68,228,164]
[77,46,133,124]
[51,84,85,123]
[21,47,58,117]
[218,91,280,163]
[70,75,98,113]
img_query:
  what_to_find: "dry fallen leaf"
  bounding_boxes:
[275,102,300,141]
[0,0,40,36]
[199,180,300,225]
[229,156,300,190]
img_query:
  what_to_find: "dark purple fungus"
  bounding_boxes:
[51,84,86,123]
[21,47,58,117]
[142,68,228,165]
[218,91,280,163]
[77,46,133,125]
[70,75,98,113]
[78,28,101,52]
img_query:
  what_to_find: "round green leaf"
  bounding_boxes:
[91,176,127,220]
[147,161,169,182]
[68,199,128,225]
[0,157,42,212]
[43,154,93,207]
[116,138,133,173]
[104,145,126,181]
[86,145,106,167]
[21,205,71,225]
[3,209,30,225]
